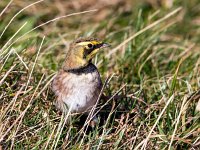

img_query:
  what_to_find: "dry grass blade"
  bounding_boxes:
[138,94,174,150]
[13,48,29,70]
[2,22,27,50]
[25,36,45,90]
[52,114,69,149]
[0,9,98,56]
[79,83,127,148]
[77,76,112,148]
[44,125,57,150]
[0,1,199,149]
[0,64,16,86]
[0,73,45,143]
[97,99,117,149]
[168,96,187,149]
[0,84,24,123]
[106,7,182,58]
[35,73,56,99]
[0,49,13,68]
[0,0,13,17]
[0,0,44,38]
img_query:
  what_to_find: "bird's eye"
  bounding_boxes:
[87,43,93,49]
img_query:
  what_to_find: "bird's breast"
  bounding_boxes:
[52,68,102,113]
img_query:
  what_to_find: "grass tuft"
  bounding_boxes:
[0,0,200,149]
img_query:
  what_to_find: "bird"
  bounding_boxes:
[51,37,110,117]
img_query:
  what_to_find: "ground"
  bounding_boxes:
[0,0,200,149]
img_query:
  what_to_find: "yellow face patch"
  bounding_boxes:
[76,40,104,61]
[86,49,99,61]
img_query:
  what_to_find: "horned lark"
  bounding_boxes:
[52,37,109,115]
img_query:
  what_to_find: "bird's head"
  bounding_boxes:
[63,37,110,71]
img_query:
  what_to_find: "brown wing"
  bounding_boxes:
[51,71,67,96]
[51,71,70,113]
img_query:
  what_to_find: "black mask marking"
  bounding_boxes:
[83,43,103,59]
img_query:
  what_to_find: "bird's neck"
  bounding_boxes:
[63,56,95,74]
[63,63,97,74]
[63,54,88,70]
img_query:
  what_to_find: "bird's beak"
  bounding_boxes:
[100,43,111,48]
[86,42,110,61]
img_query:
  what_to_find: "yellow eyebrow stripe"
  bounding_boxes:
[91,41,100,45]
[77,41,101,46]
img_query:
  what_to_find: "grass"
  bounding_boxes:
[0,0,200,149]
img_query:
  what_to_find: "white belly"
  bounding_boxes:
[62,71,102,113]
